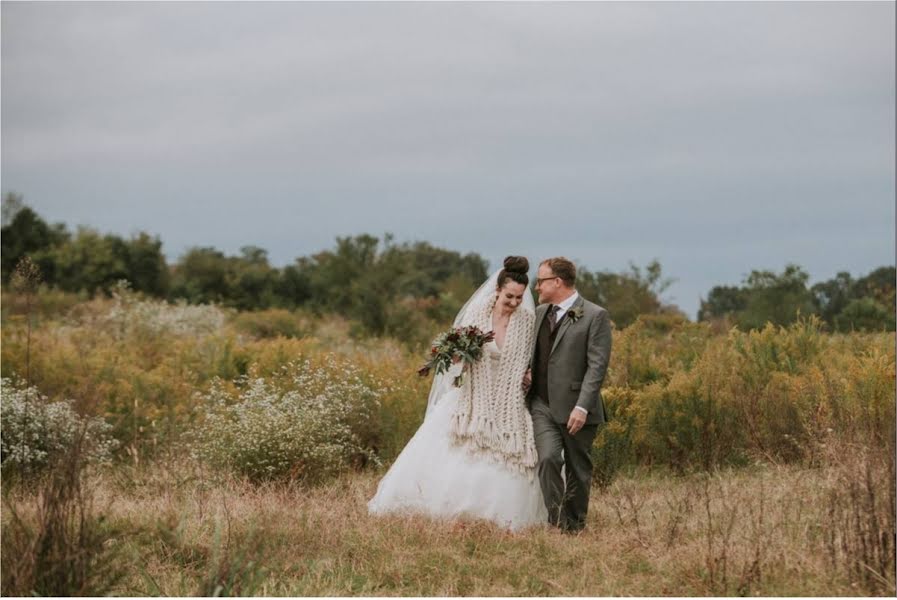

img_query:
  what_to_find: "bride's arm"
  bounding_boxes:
[519,310,536,392]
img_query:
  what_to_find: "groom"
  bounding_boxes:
[524,257,612,532]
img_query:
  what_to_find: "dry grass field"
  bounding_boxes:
[3,442,893,597]
[2,289,894,596]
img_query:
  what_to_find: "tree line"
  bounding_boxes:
[2,193,894,334]
[699,263,895,332]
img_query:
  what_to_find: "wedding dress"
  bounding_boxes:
[368,271,548,531]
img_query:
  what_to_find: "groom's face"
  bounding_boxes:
[535,265,560,304]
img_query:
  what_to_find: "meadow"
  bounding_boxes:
[1,285,894,596]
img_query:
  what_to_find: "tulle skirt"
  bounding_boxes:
[368,387,548,531]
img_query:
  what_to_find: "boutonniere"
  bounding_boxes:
[567,306,584,323]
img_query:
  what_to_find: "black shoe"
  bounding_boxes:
[562,518,586,534]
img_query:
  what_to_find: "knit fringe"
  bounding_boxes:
[449,433,537,481]
[449,293,539,480]
[450,413,538,472]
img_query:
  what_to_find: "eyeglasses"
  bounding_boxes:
[534,276,559,286]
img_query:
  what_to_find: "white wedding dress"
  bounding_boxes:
[368,339,548,531]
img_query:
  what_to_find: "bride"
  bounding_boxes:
[368,256,547,530]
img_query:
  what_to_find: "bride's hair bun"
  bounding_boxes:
[498,256,530,288]
[503,256,529,274]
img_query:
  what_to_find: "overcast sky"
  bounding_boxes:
[2,1,894,317]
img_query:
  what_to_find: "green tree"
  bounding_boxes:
[834,297,895,332]
[300,234,381,316]
[169,247,231,304]
[382,239,488,299]
[703,264,895,332]
[1,191,25,226]
[226,246,279,310]
[810,271,854,326]
[292,234,488,336]
[820,265,896,332]
[1,195,68,284]
[274,264,312,308]
[577,260,676,328]
[852,266,896,310]
[698,285,749,322]
[47,228,129,295]
[736,264,815,330]
[124,232,170,296]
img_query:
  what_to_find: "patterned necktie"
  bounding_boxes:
[547,304,560,331]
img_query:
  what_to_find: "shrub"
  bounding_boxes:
[592,386,637,488]
[636,372,747,473]
[0,287,86,324]
[1,436,126,596]
[1,378,118,479]
[191,358,385,483]
[231,308,310,340]
[608,317,713,389]
[1,442,126,596]
[596,318,896,473]
[822,439,896,594]
[100,280,225,340]
[834,297,895,332]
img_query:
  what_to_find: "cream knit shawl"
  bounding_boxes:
[450,294,537,476]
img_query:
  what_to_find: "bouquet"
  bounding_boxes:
[417,325,495,387]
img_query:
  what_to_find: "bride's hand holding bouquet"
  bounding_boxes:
[417,325,495,387]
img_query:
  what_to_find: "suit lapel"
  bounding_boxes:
[535,304,549,332]
[550,295,584,355]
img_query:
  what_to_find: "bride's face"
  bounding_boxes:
[496,281,527,314]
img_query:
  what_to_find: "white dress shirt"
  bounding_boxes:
[552,291,580,323]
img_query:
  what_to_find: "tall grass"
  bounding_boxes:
[598,315,895,477]
[3,455,890,596]
[4,291,892,476]
[1,410,126,595]
[1,288,893,595]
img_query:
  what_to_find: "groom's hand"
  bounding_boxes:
[522,368,532,391]
[567,409,586,435]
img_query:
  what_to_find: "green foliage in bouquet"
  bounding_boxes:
[417,326,495,387]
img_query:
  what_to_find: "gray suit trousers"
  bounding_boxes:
[530,396,598,531]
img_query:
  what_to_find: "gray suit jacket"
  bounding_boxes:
[528,294,612,425]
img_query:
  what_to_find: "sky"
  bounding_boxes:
[2,1,894,318]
